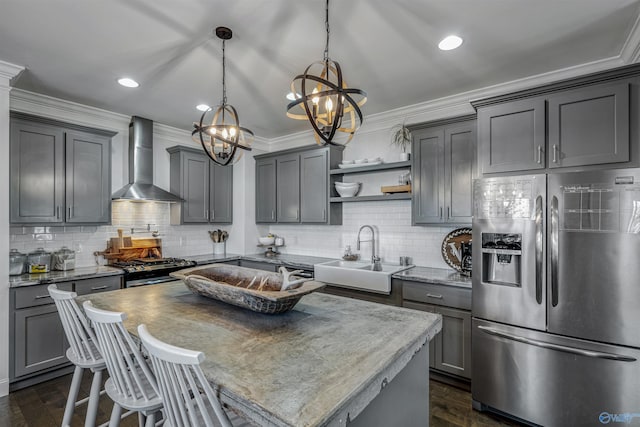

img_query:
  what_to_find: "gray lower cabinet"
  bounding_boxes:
[238,260,280,272]
[477,98,546,174]
[412,118,476,225]
[254,145,343,224]
[402,280,471,380]
[10,115,113,224]
[255,158,277,223]
[10,276,122,388]
[167,146,233,224]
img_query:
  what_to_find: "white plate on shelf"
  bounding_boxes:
[338,161,382,169]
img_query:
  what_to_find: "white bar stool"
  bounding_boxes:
[48,284,106,427]
[137,324,253,427]
[83,301,163,427]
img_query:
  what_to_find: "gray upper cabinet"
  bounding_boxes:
[413,128,444,224]
[255,158,277,223]
[478,98,546,174]
[548,81,629,168]
[276,154,300,223]
[474,67,639,175]
[210,162,233,223]
[300,150,328,223]
[255,145,342,225]
[10,115,113,225]
[65,131,111,223]
[167,145,233,224]
[413,118,476,225]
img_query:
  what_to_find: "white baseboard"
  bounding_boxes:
[0,377,9,397]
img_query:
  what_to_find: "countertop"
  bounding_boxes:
[9,265,123,288]
[392,266,472,289]
[79,281,441,426]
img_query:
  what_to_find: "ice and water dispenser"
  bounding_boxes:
[480,233,522,286]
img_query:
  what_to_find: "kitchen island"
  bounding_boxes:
[78,281,441,426]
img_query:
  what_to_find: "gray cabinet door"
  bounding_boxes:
[181,151,209,223]
[65,130,111,223]
[10,120,65,223]
[444,122,475,223]
[276,154,300,223]
[403,301,436,368]
[413,128,444,224]
[478,97,545,174]
[255,158,277,223]
[548,81,629,168]
[300,149,328,223]
[13,304,68,378]
[210,162,233,223]
[433,305,471,379]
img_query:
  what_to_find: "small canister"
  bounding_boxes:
[27,247,52,273]
[52,246,76,271]
[9,249,26,276]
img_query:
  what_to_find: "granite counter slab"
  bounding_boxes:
[79,281,441,427]
[9,266,123,288]
[392,266,472,288]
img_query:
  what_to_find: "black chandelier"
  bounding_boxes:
[286,0,367,146]
[192,27,253,166]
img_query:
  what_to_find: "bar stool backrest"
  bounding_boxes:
[137,324,233,427]
[48,284,101,364]
[83,301,160,403]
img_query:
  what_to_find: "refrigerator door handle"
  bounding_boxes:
[550,195,559,307]
[478,326,637,362]
[535,195,543,304]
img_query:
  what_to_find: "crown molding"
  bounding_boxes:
[0,60,24,81]
[620,11,640,64]
[10,88,129,132]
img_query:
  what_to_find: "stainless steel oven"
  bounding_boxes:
[113,258,196,288]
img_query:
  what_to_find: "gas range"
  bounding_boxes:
[112,258,196,287]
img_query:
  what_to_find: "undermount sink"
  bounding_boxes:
[314,259,413,294]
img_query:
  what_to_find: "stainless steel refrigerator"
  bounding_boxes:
[472,169,640,427]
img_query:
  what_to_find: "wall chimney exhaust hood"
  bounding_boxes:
[112,116,182,202]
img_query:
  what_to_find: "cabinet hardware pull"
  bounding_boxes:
[323,209,326,220]
[35,295,51,300]
[447,207,450,220]
[537,145,542,164]
[205,210,209,220]
[271,210,275,220]
[440,207,443,218]
[211,209,215,220]
[56,206,60,219]
[91,286,109,291]
[426,293,443,299]
[552,144,558,163]
[68,206,72,219]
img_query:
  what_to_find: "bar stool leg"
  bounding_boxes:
[84,368,103,427]
[108,403,123,427]
[62,365,83,427]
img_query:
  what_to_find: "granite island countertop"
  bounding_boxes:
[9,265,123,288]
[79,281,441,427]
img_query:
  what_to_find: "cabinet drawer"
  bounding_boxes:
[74,276,121,296]
[14,282,73,309]
[402,281,471,310]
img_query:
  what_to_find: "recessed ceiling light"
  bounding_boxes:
[196,104,211,112]
[438,35,463,51]
[117,77,139,88]
[286,92,301,101]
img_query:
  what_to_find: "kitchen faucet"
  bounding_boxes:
[357,225,382,270]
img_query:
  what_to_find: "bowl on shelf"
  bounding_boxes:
[354,158,368,164]
[341,159,354,165]
[258,236,275,245]
[335,182,361,197]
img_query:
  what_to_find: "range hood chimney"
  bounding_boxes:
[112,116,182,202]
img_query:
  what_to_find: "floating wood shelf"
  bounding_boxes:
[330,193,412,203]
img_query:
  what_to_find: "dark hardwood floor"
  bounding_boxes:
[0,374,522,426]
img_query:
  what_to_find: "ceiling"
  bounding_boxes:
[1,0,639,139]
